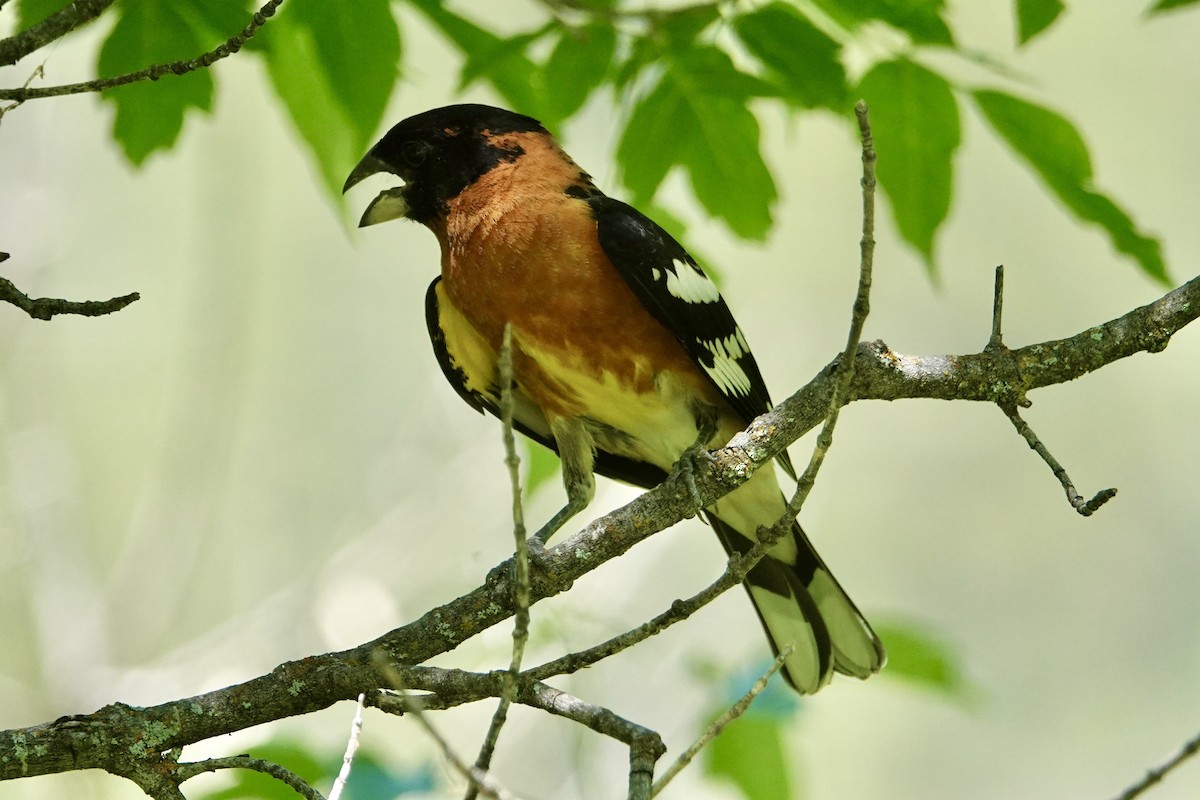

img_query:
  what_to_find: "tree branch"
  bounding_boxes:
[1,253,139,320]
[0,0,117,67]
[2,272,1198,787]
[1114,728,1200,800]
[176,756,324,800]
[0,0,284,101]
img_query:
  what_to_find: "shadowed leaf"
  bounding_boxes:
[857,59,961,272]
[974,89,1168,284]
[1015,0,1065,44]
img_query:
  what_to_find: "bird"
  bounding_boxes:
[343,103,884,693]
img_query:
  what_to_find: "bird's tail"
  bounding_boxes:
[707,512,885,693]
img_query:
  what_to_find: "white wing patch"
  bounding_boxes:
[701,329,753,397]
[664,259,721,304]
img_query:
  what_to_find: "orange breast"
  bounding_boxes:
[430,142,717,423]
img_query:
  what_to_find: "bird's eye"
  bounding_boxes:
[402,141,429,167]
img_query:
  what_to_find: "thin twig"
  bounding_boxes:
[4,266,1199,785]
[515,680,664,800]
[0,0,284,101]
[465,324,533,800]
[1113,729,1200,800]
[989,265,1005,349]
[374,657,517,800]
[988,266,1117,515]
[0,65,43,120]
[327,694,366,800]
[176,755,325,799]
[525,520,792,683]
[1000,405,1118,516]
[782,100,878,518]
[651,647,791,797]
[1,257,139,320]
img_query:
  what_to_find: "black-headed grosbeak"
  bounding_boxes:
[344,103,884,693]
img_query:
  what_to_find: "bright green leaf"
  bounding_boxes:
[619,50,777,240]
[97,0,215,166]
[614,32,657,89]
[288,0,400,144]
[857,59,960,271]
[973,89,1168,283]
[178,0,252,42]
[704,715,794,800]
[734,3,849,110]
[874,620,974,699]
[522,440,560,498]
[256,18,360,198]
[407,0,549,121]
[254,0,400,198]
[542,22,617,124]
[1015,0,1065,44]
[810,0,955,45]
[670,45,779,99]
[460,25,553,93]
[657,3,722,44]
[1148,0,1200,12]
[618,79,685,206]
[679,94,776,240]
[15,0,70,31]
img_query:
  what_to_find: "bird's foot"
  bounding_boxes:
[671,442,718,518]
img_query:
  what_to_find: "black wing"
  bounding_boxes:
[424,276,669,489]
[587,196,794,478]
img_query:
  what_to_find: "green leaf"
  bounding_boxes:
[15,0,71,31]
[973,90,1168,283]
[1015,0,1065,44]
[459,25,553,92]
[97,0,215,166]
[874,620,973,698]
[704,715,794,800]
[614,32,657,89]
[407,0,549,121]
[618,80,682,204]
[542,22,617,124]
[669,45,779,99]
[254,0,400,198]
[657,3,722,44]
[810,0,955,45]
[856,59,960,271]
[178,0,252,42]
[289,0,400,143]
[734,3,849,110]
[1148,0,1200,12]
[619,49,777,240]
[522,440,560,498]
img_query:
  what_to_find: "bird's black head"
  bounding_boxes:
[343,104,548,227]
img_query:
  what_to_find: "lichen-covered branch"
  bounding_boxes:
[2,272,1197,788]
[0,0,284,101]
[0,0,117,67]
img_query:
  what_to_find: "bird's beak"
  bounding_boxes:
[343,154,410,228]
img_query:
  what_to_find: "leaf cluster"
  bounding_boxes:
[6,0,1189,283]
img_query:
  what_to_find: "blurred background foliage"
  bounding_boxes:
[2,0,1199,798]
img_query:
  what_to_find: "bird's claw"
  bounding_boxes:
[672,442,717,518]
